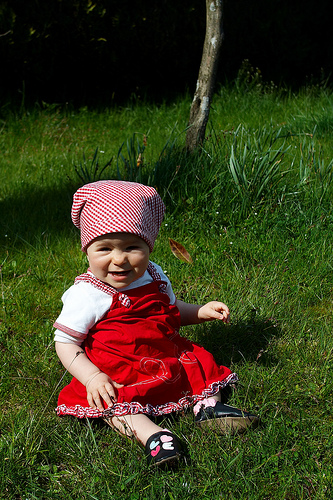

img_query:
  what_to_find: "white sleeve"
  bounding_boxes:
[53,283,112,344]
[150,262,176,305]
[54,329,84,345]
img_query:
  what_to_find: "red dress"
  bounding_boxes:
[56,275,237,419]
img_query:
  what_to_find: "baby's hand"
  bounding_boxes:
[197,301,230,324]
[85,371,123,412]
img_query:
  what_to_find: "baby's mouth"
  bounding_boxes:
[109,270,131,276]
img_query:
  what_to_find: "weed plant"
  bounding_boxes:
[1,83,333,499]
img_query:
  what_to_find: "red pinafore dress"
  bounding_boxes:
[56,264,237,418]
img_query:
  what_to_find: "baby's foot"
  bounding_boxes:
[145,430,182,466]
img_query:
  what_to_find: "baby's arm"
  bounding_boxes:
[176,300,230,326]
[55,341,123,412]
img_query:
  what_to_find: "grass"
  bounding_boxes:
[1,82,333,499]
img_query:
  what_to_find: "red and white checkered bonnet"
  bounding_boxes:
[71,180,165,251]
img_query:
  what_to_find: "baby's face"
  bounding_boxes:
[86,233,150,289]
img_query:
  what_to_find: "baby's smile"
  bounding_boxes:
[109,270,130,275]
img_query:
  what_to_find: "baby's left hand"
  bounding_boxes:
[198,301,230,323]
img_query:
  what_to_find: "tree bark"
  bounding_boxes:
[186,0,224,152]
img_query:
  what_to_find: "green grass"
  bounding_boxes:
[1,83,333,499]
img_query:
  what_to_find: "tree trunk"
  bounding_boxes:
[186,0,224,152]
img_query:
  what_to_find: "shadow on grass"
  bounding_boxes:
[0,181,79,248]
[194,315,281,367]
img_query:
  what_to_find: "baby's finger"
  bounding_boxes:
[99,388,115,408]
[222,311,230,323]
[112,381,124,389]
[215,303,230,322]
[217,302,230,314]
[93,392,106,412]
[87,391,103,411]
[87,392,95,409]
[219,311,230,322]
[212,308,229,323]
[104,383,120,405]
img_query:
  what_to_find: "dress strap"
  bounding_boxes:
[74,272,131,308]
[147,262,167,294]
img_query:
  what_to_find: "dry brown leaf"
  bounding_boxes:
[168,238,193,264]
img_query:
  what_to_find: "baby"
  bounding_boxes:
[54,180,258,466]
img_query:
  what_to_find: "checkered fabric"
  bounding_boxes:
[71,180,165,251]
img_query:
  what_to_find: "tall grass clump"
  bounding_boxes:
[1,81,333,499]
[153,120,333,229]
[297,133,333,205]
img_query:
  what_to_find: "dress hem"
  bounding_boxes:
[55,373,238,419]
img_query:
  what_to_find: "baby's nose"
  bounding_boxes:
[112,250,126,264]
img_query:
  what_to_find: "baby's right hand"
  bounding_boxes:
[85,371,123,412]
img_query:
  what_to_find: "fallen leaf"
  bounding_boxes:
[169,239,193,264]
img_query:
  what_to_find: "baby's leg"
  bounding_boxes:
[212,392,221,402]
[105,413,163,445]
[104,413,183,465]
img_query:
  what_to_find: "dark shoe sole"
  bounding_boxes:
[150,452,181,467]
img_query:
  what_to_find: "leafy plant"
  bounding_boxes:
[73,147,113,184]
[116,133,147,182]
[228,125,290,215]
[298,134,333,204]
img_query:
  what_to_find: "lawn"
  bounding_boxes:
[1,82,333,499]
